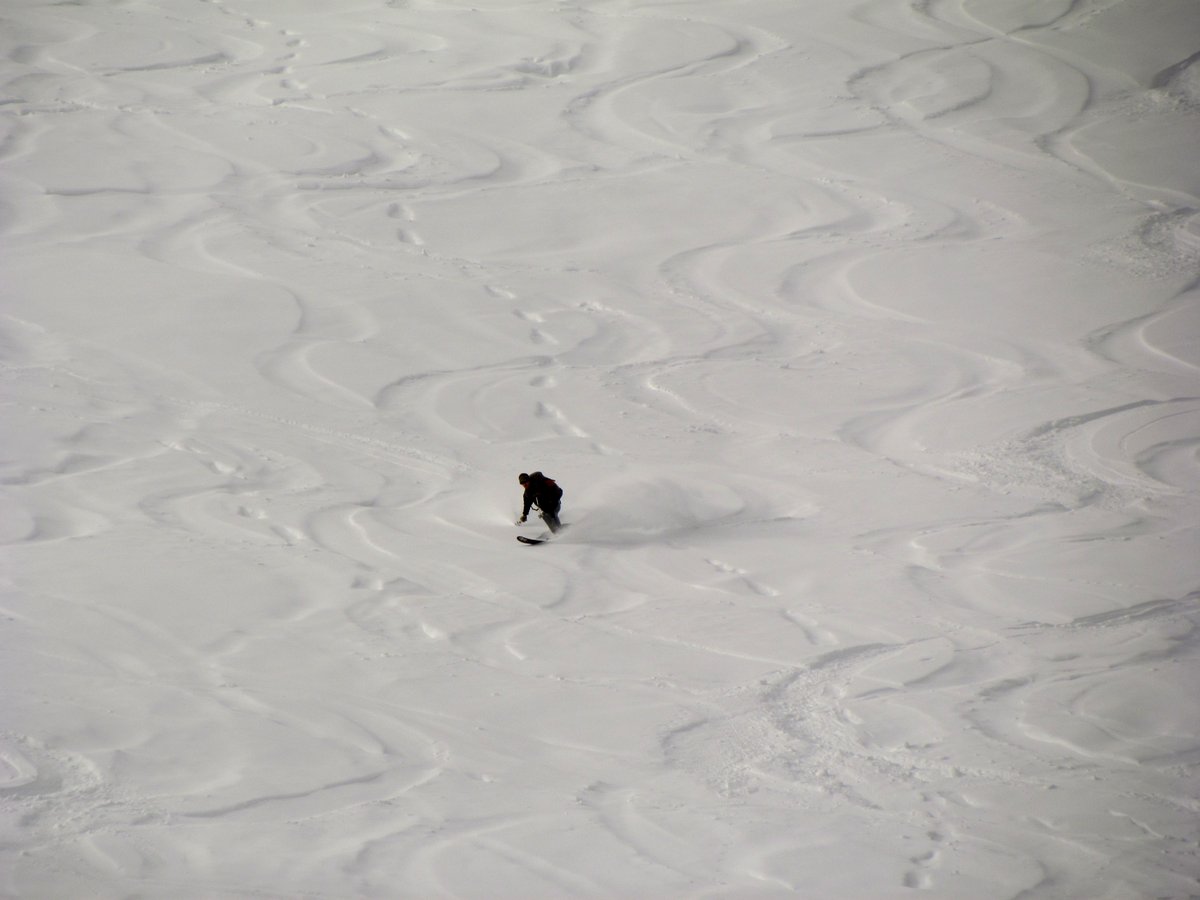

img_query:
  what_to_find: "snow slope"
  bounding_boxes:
[2,0,1199,896]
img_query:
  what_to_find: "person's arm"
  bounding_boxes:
[520,488,534,520]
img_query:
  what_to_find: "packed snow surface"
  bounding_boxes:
[3,0,1199,897]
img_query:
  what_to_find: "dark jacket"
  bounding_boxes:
[522,472,562,518]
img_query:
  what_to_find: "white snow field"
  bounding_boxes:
[3,0,1199,896]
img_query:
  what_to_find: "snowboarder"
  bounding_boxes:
[517,471,563,533]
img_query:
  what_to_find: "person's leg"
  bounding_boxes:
[540,500,561,532]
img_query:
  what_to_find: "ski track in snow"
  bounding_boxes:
[2,0,1198,896]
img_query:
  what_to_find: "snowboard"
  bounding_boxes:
[517,535,548,545]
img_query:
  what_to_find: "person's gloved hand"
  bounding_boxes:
[517,515,526,524]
